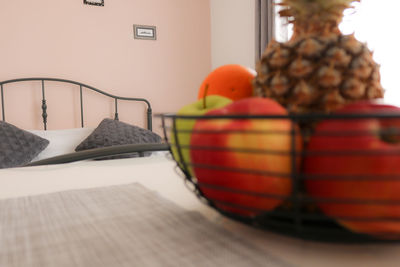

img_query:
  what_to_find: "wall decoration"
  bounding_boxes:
[133,25,157,41]
[84,0,104,6]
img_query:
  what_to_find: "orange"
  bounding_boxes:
[198,64,256,101]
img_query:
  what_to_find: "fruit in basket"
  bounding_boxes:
[304,101,400,239]
[253,0,384,114]
[170,95,232,176]
[198,64,256,101]
[190,97,302,217]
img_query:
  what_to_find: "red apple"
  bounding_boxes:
[304,101,400,239]
[190,97,302,217]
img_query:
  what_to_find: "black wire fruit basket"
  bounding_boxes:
[158,110,400,243]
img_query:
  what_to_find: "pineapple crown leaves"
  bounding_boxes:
[278,0,360,28]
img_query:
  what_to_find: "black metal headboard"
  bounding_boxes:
[0,77,153,131]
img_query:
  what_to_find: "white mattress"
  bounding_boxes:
[1,154,400,267]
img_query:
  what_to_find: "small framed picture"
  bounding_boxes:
[84,0,104,6]
[133,25,157,41]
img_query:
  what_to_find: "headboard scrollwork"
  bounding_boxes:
[0,78,153,131]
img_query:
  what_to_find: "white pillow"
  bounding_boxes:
[28,128,95,162]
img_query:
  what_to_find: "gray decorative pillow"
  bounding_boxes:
[75,118,162,158]
[0,121,49,169]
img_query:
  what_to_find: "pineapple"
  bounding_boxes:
[253,0,384,113]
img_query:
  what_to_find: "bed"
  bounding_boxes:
[0,77,170,168]
[1,78,400,267]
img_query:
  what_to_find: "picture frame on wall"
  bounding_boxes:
[133,25,157,41]
[84,0,104,6]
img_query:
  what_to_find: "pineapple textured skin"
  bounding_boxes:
[253,34,384,113]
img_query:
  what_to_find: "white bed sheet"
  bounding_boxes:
[1,154,400,267]
[27,128,95,161]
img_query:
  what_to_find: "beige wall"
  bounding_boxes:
[0,0,211,135]
[210,0,256,70]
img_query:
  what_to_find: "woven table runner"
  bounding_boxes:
[0,183,291,267]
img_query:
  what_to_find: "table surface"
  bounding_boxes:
[1,154,400,267]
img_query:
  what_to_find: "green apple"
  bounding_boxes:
[170,95,232,176]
